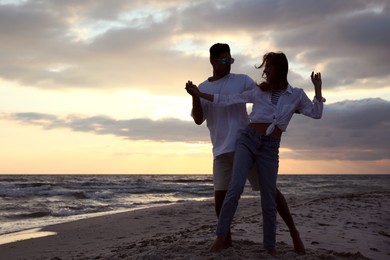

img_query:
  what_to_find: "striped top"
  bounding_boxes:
[271,90,285,105]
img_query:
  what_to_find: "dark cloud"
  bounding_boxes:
[0,0,388,94]
[3,98,389,161]
[284,98,390,160]
[3,112,209,143]
[275,4,390,89]
[173,0,390,91]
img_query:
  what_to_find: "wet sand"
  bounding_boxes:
[0,191,389,259]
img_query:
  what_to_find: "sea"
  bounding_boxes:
[0,174,389,236]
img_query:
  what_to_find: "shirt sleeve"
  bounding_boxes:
[214,88,256,106]
[297,90,325,119]
[245,75,257,91]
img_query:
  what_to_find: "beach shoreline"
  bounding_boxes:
[1,191,389,259]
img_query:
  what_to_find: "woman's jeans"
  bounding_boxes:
[216,126,280,250]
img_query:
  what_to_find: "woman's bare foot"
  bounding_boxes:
[267,248,277,256]
[209,236,226,252]
[225,231,233,248]
[291,231,306,254]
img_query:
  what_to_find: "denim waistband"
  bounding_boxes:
[245,126,281,142]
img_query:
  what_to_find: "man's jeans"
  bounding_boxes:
[216,126,280,250]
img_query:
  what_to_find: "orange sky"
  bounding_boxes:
[0,1,389,174]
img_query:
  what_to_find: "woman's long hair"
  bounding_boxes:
[256,52,289,92]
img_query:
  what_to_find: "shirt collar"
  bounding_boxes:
[286,84,293,94]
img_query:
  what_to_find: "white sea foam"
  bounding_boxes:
[0,174,388,235]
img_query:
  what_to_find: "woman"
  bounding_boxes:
[185,52,325,255]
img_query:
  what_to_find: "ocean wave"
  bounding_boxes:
[1,174,389,236]
[51,206,114,217]
[132,200,173,206]
[5,211,52,220]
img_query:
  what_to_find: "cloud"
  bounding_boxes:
[284,98,390,160]
[0,0,389,94]
[2,112,209,143]
[3,98,389,161]
[0,1,209,93]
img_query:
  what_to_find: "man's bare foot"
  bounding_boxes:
[209,236,226,252]
[291,231,306,254]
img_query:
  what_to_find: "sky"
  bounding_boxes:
[0,0,389,175]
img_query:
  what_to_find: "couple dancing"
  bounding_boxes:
[185,43,325,255]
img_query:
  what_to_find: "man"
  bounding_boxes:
[186,43,305,253]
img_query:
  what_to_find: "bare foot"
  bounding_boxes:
[291,231,306,254]
[209,236,226,252]
[267,248,277,256]
[224,230,232,248]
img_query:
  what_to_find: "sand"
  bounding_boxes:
[0,191,389,260]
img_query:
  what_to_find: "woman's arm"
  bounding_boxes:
[311,72,323,101]
[185,80,255,106]
[298,72,325,119]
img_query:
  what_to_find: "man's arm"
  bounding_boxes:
[191,95,204,125]
[185,81,207,125]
